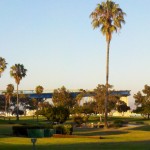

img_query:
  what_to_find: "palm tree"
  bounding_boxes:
[5,84,14,117]
[35,85,44,122]
[10,64,27,120]
[0,57,7,77]
[90,0,125,127]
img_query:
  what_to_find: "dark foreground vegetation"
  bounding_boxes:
[0,116,150,150]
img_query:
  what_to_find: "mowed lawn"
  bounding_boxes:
[0,116,150,150]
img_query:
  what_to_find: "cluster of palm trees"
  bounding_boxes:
[0,57,45,121]
[0,57,27,120]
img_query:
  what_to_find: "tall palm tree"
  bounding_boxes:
[35,85,44,122]
[90,0,125,128]
[10,64,27,120]
[5,84,14,117]
[0,57,7,77]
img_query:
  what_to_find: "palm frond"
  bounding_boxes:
[90,0,125,42]
[10,64,27,84]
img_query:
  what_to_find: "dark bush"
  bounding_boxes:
[12,126,28,137]
[12,109,24,115]
[12,124,53,137]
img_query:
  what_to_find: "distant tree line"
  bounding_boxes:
[3,55,148,124]
[0,83,130,123]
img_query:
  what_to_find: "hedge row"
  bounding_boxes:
[12,125,52,137]
[12,124,73,137]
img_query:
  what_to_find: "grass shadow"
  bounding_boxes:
[129,125,150,131]
[74,127,129,136]
[1,140,150,150]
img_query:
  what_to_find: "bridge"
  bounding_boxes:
[0,90,130,99]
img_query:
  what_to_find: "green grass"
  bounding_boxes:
[0,116,150,150]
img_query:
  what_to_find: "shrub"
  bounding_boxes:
[53,124,73,135]
[53,106,70,123]
[63,124,73,135]
[73,114,89,127]
[73,116,83,126]
[38,105,70,124]
[82,115,89,123]
[53,125,63,134]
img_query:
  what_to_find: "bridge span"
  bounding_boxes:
[0,90,130,99]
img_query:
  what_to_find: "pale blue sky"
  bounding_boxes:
[0,0,150,107]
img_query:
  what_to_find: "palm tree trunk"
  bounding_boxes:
[16,84,19,121]
[8,96,11,121]
[5,97,7,117]
[104,40,110,128]
[99,112,102,122]
[148,114,150,119]
[36,98,39,123]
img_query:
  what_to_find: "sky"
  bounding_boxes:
[0,0,150,108]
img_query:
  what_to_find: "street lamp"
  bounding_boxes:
[31,138,37,150]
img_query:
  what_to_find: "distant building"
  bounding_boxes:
[110,91,131,117]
